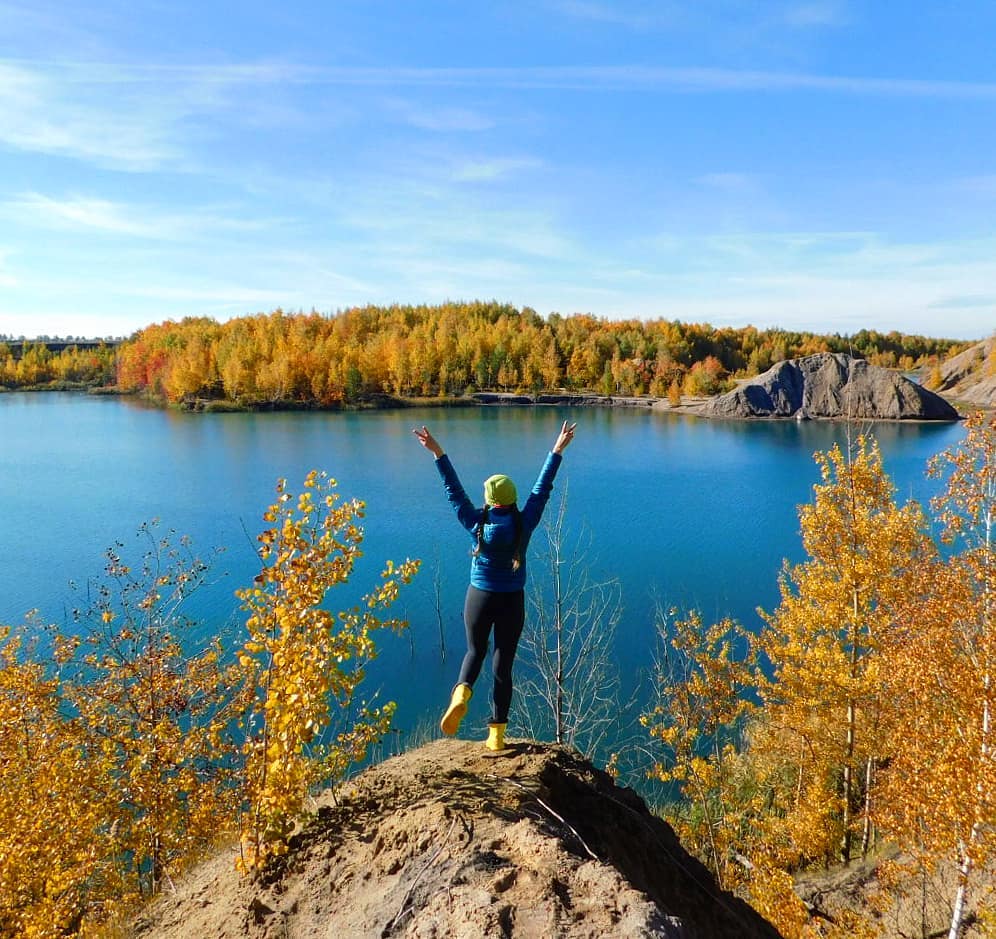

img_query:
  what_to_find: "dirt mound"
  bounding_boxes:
[703,353,959,420]
[932,337,996,409]
[130,740,782,938]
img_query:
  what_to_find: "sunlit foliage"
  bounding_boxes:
[753,437,934,868]
[642,431,996,939]
[0,476,418,934]
[233,471,419,867]
[876,412,996,938]
[0,341,116,389]
[0,629,119,938]
[642,610,756,890]
[113,305,964,407]
[64,525,238,898]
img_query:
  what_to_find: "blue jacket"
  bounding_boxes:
[435,451,563,592]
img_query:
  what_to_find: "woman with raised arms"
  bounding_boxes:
[413,420,577,752]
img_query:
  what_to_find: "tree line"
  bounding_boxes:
[0,341,117,389]
[111,304,965,407]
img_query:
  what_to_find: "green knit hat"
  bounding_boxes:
[484,474,517,506]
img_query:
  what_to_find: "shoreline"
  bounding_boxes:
[0,384,979,420]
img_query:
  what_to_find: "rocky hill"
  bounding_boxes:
[131,740,782,938]
[703,352,959,421]
[930,337,996,409]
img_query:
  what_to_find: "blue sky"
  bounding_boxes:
[1,2,994,340]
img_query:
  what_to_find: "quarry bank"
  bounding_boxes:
[475,352,971,421]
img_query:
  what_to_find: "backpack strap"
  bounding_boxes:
[510,506,523,569]
[475,505,490,555]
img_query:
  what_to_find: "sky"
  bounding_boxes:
[1,1,995,341]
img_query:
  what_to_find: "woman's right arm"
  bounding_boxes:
[413,425,444,458]
[413,425,479,532]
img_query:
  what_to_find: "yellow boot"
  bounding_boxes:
[484,722,508,752]
[440,683,472,736]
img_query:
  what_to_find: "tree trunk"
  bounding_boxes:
[950,675,990,939]
[841,705,854,864]
[841,584,861,865]
[861,755,874,859]
[948,842,973,939]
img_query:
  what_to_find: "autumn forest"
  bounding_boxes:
[0,302,967,406]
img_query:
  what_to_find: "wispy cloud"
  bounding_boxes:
[782,2,848,28]
[120,284,289,305]
[3,192,275,239]
[551,0,849,33]
[695,172,764,195]
[333,172,573,260]
[549,0,676,30]
[928,293,996,310]
[610,230,996,337]
[951,174,996,197]
[0,248,17,288]
[385,99,495,132]
[6,193,158,236]
[0,63,183,169]
[452,156,543,182]
[6,58,996,100]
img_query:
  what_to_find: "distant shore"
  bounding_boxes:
[1,383,980,418]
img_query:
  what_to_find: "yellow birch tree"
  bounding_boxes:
[233,471,419,868]
[876,412,995,939]
[753,435,933,867]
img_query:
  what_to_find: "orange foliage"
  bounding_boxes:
[111,305,962,407]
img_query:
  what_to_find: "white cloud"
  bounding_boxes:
[549,0,675,30]
[0,248,17,287]
[3,192,276,240]
[951,175,996,197]
[120,284,289,305]
[452,156,543,182]
[782,2,848,28]
[928,293,996,310]
[615,230,996,337]
[0,62,183,169]
[385,99,495,132]
[695,172,764,195]
[8,59,996,101]
[7,193,157,236]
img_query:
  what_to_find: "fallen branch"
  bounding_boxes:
[484,774,598,861]
[381,815,460,937]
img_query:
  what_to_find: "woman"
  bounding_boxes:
[413,419,577,751]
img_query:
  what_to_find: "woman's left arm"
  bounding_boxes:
[552,420,576,455]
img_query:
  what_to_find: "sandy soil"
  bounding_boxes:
[129,739,781,939]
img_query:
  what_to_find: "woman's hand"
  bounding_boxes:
[413,425,445,458]
[552,420,577,454]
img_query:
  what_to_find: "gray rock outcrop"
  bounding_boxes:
[704,353,960,420]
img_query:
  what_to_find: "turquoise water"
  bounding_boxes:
[0,393,965,758]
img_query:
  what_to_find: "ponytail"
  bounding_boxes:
[473,505,523,570]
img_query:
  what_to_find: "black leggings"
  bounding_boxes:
[457,586,525,724]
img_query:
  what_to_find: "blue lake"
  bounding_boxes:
[0,392,966,771]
